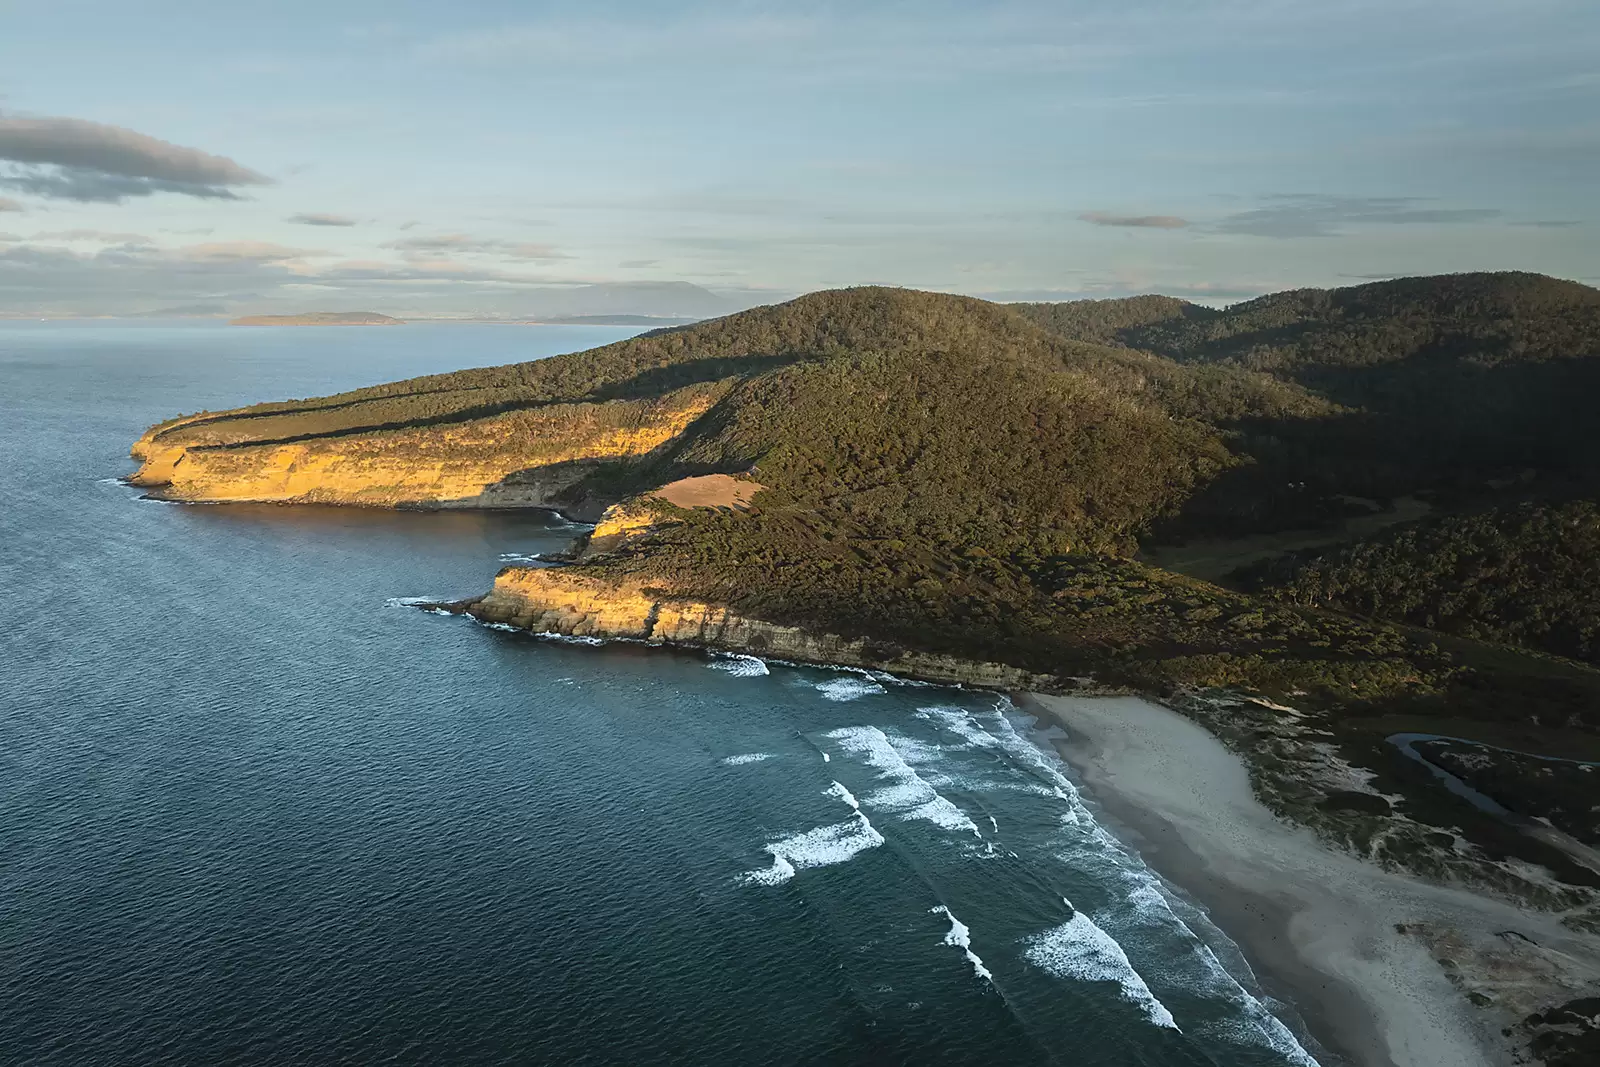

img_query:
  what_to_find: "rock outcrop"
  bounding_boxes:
[128,393,716,512]
[467,565,1063,691]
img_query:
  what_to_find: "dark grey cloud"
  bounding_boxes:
[1215,195,1501,238]
[287,212,357,227]
[619,258,659,268]
[0,115,270,203]
[0,197,22,212]
[1512,219,1582,228]
[1078,211,1190,230]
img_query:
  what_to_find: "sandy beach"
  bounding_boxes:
[1024,693,1600,1067]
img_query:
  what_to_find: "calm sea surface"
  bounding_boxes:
[0,322,1321,1065]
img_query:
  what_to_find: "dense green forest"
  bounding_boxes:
[142,271,1600,894]
[1013,273,1600,537]
[1244,501,1600,665]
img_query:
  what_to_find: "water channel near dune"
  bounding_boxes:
[2,321,1320,1065]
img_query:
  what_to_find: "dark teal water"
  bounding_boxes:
[0,323,1321,1066]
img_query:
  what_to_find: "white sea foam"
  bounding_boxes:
[822,726,981,837]
[709,654,770,677]
[814,677,886,702]
[498,552,545,563]
[979,699,1320,1062]
[385,595,449,608]
[532,631,606,645]
[988,814,999,833]
[1101,883,1321,1064]
[738,815,885,886]
[821,751,830,762]
[720,752,776,766]
[483,622,520,632]
[826,781,861,811]
[916,705,1003,749]
[930,905,993,983]
[1023,905,1179,1030]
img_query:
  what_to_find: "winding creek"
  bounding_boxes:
[1387,733,1600,875]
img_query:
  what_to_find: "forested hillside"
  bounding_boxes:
[136,272,1600,896]
[1244,501,1600,665]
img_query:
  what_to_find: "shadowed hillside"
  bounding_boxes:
[1243,500,1600,665]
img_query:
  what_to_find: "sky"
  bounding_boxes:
[0,0,1595,317]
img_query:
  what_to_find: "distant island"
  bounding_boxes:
[134,272,1600,1067]
[229,312,405,326]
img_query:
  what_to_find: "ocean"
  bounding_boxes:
[0,321,1321,1065]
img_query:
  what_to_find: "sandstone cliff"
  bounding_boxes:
[467,564,1064,691]
[128,390,718,512]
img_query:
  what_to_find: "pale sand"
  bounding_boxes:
[651,474,763,510]
[1025,693,1598,1067]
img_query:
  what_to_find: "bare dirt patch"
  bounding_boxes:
[652,474,764,510]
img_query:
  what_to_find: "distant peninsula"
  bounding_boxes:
[229,312,404,326]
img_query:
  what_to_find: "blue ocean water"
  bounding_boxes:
[0,322,1320,1065]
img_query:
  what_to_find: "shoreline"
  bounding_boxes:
[1020,692,1590,1067]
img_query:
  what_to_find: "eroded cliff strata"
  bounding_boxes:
[466,565,1065,692]
[128,391,717,512]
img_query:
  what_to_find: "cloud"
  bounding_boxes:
[1078,211,1190,229]
[0,197,22,212]
[1512,219,1582,228]
[619,259,659,268]
[171,241,323,264]
[381,233,571,261]
[1215,195,1501,238]
[0,115,270,203]
[32,229,152,244]
[286,212,357,227]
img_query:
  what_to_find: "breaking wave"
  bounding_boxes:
[530,631,606,645]
[720,752,776,766]
[826,781,860,811]
[822,726,981,836]
[1023,903,1179,1031]
[709,653,770,677]
[739,815,885,887]
[931,905,992,983]
[814,677,886,702]
[912,700,1319,1061]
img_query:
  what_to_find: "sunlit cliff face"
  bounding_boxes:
[128,393,718,510]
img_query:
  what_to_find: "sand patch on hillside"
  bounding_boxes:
[652,474,763,510]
